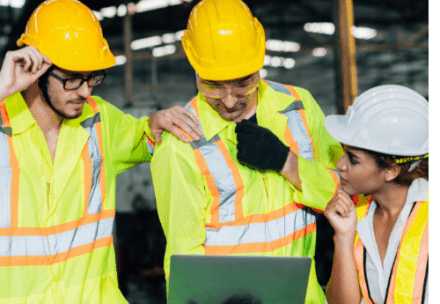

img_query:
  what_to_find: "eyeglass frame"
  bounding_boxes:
[196,72,260,99]
[48,70,107,90]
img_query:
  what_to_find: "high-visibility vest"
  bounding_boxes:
[353,194,429,304]
[175,80,340,255]
[0,97,116,302]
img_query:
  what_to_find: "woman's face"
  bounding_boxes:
[336,145,388,196]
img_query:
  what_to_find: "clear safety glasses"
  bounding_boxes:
[196,72,260,99]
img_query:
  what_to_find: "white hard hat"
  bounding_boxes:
[325,85,428,156]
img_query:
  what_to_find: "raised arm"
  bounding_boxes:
[324,187,362,304]
[0,46,52,100]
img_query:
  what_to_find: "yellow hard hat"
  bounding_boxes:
[182,0,265,81]
[17,0,115,71]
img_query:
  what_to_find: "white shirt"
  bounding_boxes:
[357,178,429,304]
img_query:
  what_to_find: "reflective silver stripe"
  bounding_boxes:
[0,116,11,228]
[330,169,340,180]
[285,111,313,161]
[0,125,12,136]
[265,80,293,96]
[0,218,113,257]
[146,138,155,155]
[0,143,11,228]
[280,101,304,113]
[0,110,12,136]
[205,207,316,246]
[185,102,237,223]
[81,111,103,215]
[267,80,314,162]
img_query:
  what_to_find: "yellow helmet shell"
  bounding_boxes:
[17,0,115,71]
[182,0,265,81]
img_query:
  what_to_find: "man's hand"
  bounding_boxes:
[0,46,52,100]
[324,187,357,243]
[235,119,290,171]
[149,105,203,144]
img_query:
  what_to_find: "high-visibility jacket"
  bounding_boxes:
[353,192,429,304]
[0,93,152,304]
[151,80,343,304]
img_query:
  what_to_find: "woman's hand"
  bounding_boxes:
[324,186,358,243]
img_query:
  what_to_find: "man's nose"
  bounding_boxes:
[76,81,92,99]
[221,89,238,108]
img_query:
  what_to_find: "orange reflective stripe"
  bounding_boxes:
[194,149,220,225]
[327,169,341,205]
[387,203,420,300]
[387,201,428,303]
[285,85,301,101]
[283,124,300,155]
[86,97,100,114]
[214,202,303,227]
[0,101,19,228]
[190,96,199,117]
[0,236,112,267]
[215,140,244,220]
[204,222,316,255]
[82,143,93,217]
[354,238,375,304]
[0,209,115,236]
[413,222,428,303]
[283,85,314,156]
[177,127,193,141]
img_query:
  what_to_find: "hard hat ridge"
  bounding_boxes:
[324,85,428,157]
[182,0,265,81]
[17,0,115,71]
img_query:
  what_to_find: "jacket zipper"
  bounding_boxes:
[262,172,269,200]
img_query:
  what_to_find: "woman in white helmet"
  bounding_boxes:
[323,85,428,304]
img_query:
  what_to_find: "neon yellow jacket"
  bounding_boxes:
[151,80,344,304]
[0,92,152,304]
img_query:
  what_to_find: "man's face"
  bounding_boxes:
[197,72,260,122]
[45,68,102,119]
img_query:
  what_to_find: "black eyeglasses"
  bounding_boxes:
[48,70,106,90]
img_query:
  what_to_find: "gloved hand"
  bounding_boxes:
[235,119,290,171]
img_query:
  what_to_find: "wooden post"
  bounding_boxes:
[334,0,358,114]
[123,3,135,107]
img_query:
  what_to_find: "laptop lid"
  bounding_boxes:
[168,255,311,304]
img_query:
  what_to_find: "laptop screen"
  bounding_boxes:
[168,255,311,304]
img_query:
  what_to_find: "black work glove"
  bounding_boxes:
[235,119,290,171]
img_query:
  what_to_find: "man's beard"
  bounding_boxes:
[39,83,84,120]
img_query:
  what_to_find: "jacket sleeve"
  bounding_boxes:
[93,96,153,174]
[150,132,208,293]
[292,88,344,211]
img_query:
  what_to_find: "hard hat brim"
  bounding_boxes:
[324,114,429,157]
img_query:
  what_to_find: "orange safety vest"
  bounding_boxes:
[0,97,113,267]
[353,194,429,304]
[178,80,340,255]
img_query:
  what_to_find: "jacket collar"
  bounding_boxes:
[5,92,37,135]
[5,92,96,135]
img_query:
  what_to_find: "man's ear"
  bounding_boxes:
[384,163,401,182]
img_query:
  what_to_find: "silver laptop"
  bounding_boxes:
[168,255,311,304]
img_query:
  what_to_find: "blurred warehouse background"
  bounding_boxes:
[0,0,428,303]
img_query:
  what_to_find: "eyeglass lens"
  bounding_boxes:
[64,74,106,90]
